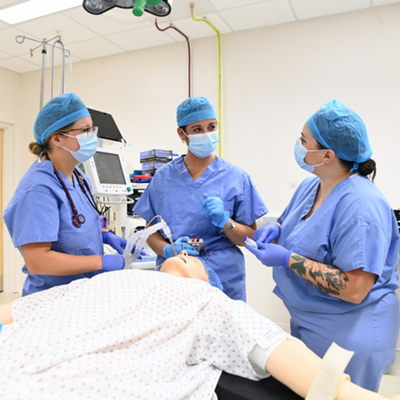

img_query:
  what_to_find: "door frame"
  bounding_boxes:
[1,122,23,293]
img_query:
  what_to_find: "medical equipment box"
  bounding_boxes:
[140,149,173,163]
[141,161,169,175]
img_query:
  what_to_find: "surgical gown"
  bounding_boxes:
[274,174,400,391]
[133,156,268,301]
[3,159,103,296]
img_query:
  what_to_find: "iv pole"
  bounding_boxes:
[15,35,71,110]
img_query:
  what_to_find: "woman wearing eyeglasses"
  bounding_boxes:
[3,93,127,296]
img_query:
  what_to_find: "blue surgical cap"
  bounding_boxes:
[176,96,216,127]
[34,93,90,145]
[306,100,372,171]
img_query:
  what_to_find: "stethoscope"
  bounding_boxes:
[45,153,109,228]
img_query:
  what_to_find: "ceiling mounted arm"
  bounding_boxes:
[82,0,172,17]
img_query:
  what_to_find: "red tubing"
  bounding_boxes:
[155,19,191,98]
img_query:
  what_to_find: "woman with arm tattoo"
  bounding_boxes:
[247,100,399,393]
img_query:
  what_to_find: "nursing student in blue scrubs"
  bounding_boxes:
[246,100,400,392]
[133,96,267,301]
[4,93,127,296]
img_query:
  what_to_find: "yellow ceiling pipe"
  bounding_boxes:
[190,2,222,157]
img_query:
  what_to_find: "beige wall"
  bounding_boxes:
[0,67,27,292]
[2,4,400,328]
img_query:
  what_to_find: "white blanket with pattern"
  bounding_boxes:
[0,270,289,399]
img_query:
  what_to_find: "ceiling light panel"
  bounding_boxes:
[0,0,82,24]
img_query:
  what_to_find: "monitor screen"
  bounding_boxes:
[83,147,132,196]
[94,152,126,185]
[88,108,125,142]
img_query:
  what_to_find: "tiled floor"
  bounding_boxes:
[0,292,399,397]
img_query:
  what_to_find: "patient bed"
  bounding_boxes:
[217,372,303,400]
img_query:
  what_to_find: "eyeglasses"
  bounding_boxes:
[59,126,98,139]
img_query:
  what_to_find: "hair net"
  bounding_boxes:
[306,100,372,171]
[34,93,90,145]
[176,96,216,127]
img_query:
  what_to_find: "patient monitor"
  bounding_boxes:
[84,147,132,196]
[83,148,133,237]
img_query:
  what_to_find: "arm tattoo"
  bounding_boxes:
[290,254,349,296]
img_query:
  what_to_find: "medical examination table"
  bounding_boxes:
[216,371,303,400]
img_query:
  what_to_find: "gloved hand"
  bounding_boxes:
[253,222,281,244]
[101,254,125,271]
[102,231,127,254]
[201,193,230,228]
[246,242,291,267]
[163,236,200,259]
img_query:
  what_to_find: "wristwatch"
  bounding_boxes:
[222,219,236,233]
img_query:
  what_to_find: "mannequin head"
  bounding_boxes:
[160,250,223,290]
[160,250,209,283]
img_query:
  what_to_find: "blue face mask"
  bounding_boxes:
[183,130,219,158]
[62,134,98,163]
[294,138,324,173]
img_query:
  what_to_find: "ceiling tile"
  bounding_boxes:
[0,19,9,29]
[192,12,232,34]
[18,52,42,67]
[220,0,295,31]
[372,0,400,5]
[66,37,125,60]
[160,13,232,42]
[17,51,82,68]
[64,7,152,36]
[291,0,370,20]
[0,56,39,73]
[0,0,397,74]
[178,0,217,17]
[0,50,11,60]
[106,24,175,52]
[0,26,34,56]
[155,17,212,41]
[209,0,266,11]
[15,13,98,45]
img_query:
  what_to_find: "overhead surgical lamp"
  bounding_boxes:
[82,0,172,17]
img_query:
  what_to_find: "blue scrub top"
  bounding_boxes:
[3,159,103,296]
[274,174,399,314]
[133,156,268,301]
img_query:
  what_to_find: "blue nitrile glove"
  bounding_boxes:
[246,242,291,267]
[102,231,127,254]
[163,236,200,259]
[201,193,230,228]
[101,254,125,271]
[253,222,281,244]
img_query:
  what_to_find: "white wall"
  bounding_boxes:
[2,4,400,329]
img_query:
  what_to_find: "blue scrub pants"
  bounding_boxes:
[287,292,400,392]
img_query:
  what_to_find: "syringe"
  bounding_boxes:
[243,236,258,249]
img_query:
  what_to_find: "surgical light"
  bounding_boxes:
[82,0,172,17]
